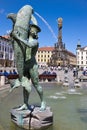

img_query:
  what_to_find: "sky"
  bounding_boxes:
[0,0,87,54]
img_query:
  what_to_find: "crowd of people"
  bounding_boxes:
[0,69,18,77]
[39,65,87,79]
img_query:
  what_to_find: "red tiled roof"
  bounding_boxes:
[38,46,76,57]
[2,35,10,39]
[38,46,54,51]
[66,50,76,57]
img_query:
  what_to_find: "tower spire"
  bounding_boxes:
[77,39,81,49]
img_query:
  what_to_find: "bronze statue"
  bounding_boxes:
[7,5,46,111]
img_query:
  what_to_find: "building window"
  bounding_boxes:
[10,48,13,53]
[0,53,3,58]
[2,46,4,51]
[0,44,1,50]
[81,52,83,55]
[81,61,83,64]
[41,55,43,57]
[81,56,83,60]
[5,53,9,59]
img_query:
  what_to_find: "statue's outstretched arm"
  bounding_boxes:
[21,39,38,47]
[11,32,38,47]
[17,38,38,47]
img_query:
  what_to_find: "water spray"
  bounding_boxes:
[35,11,57,41]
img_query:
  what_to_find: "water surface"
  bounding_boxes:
[0,83,87,130]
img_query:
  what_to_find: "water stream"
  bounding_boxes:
[35,11,57,41]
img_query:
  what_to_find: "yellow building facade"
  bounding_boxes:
[36,46,76,67]
[36,47,54,67]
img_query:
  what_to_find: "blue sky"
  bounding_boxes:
[0,0,87,54]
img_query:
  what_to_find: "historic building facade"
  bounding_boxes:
[36,46,76,67]
[36,46,54,67]
[76,40,87,69]
[0,35,14,67]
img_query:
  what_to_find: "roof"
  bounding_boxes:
[38,46,76,57]
[66,50,76,57]
[0,35,10,40]
[38,46,54,51]
[2,35,10,39]
[80,46,87,50]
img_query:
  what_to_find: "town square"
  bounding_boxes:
[0,0,87,130]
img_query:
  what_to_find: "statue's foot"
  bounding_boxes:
[40,101,46,111]
[9,79,21,92]
[16,104,28,111]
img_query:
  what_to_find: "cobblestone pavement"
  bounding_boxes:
[0,84,10,92]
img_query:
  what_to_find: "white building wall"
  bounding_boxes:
[76,47,87,69]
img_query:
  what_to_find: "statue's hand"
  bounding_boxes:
[12,30,20,40]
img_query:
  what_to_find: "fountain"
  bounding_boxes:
[0,2,87,130]
[7,4,53,130]
[1,70,87,130]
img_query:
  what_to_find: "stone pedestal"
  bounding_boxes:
[10,106,53,130]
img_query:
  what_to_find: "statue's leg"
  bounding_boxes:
[17,76,31,110]
[23,87,29,106]
[30,64,46,111]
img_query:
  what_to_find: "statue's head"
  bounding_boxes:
[29,24,41,39]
